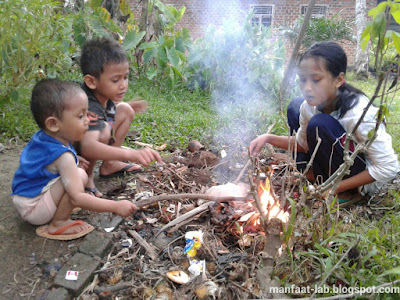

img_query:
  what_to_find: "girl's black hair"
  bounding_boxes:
[300,41,365,118]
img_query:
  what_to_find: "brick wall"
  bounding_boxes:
[129,0,377,65]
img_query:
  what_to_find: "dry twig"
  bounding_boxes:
[128,230,159,261]
[154,202,212,238]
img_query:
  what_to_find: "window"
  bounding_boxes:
[301,5,327,18]
[250,5,273,27]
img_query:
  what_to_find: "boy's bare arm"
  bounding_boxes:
[55,152,137,217]
[80,130,162,165]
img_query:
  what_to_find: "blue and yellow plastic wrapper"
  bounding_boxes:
[184,230,203,258]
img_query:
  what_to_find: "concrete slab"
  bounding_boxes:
[79,230,113,258]
[53,252,101,297]
[90,212,123,231]
[46,287,71,300]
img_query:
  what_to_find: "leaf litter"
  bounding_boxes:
[39,141,400,299]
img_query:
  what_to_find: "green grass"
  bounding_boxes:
[125,79,217,150]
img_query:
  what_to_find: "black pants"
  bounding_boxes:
[287,97,366,182]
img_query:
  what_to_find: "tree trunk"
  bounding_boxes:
[354,0,369,77]
[137,0,149,66]
[102,0,122,20]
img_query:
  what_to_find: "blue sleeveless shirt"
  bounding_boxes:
[11,130,78,197]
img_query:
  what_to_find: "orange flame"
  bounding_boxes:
[258,176,289,223]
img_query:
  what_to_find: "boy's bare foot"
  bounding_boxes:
[99,161,142,178]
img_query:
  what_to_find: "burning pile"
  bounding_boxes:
[208,173,290,241]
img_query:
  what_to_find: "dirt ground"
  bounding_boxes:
[0,144,87,299]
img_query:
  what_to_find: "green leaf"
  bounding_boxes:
[124,30,145,51]
[392,32,400,55]
[392,9,400,24]
[314,243,331,256]
[89,0,103,9]
[169,66,175,86]
[155,0,177,25]
[10,89,18,101]
[369,2,389,17]
[368,129,376,140]
[120,0,131,15]
[171,64,182,78]
[143,47,157,63]
[139,41,158,50]
[157,48,167,68]
[175,36,185,53]
[372,13,387,40]
[247,66,260,83]
[146,66,157,80]
[379,266,400,277]
[180,27,192,49]
[381,103,389,119]
[93,7,111,22]
[166,47,180,69]
[283,198,297,242]
[176,6,186,22]
[72,16,86,47]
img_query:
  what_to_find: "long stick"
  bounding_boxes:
[154,202,211,238]
[135,193,249,208]
[233,159,251,184]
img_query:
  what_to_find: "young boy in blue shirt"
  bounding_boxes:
[79,37,150,197]
[11,79,162,240]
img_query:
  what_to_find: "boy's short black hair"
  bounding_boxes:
[80,37,128,78]
[31,79,82,129]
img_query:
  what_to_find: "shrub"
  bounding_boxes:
[0,0,77,99]
[281,14,354,49]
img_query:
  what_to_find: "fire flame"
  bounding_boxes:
[258,176,289,223]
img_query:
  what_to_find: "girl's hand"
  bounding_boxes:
[77,155,90,171]
[321,188,331,199]
[249,134,268,155]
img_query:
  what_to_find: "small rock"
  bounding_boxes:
[188,140,204,152]
[42,259,62,278]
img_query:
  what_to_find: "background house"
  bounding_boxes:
[130,0,379,65]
